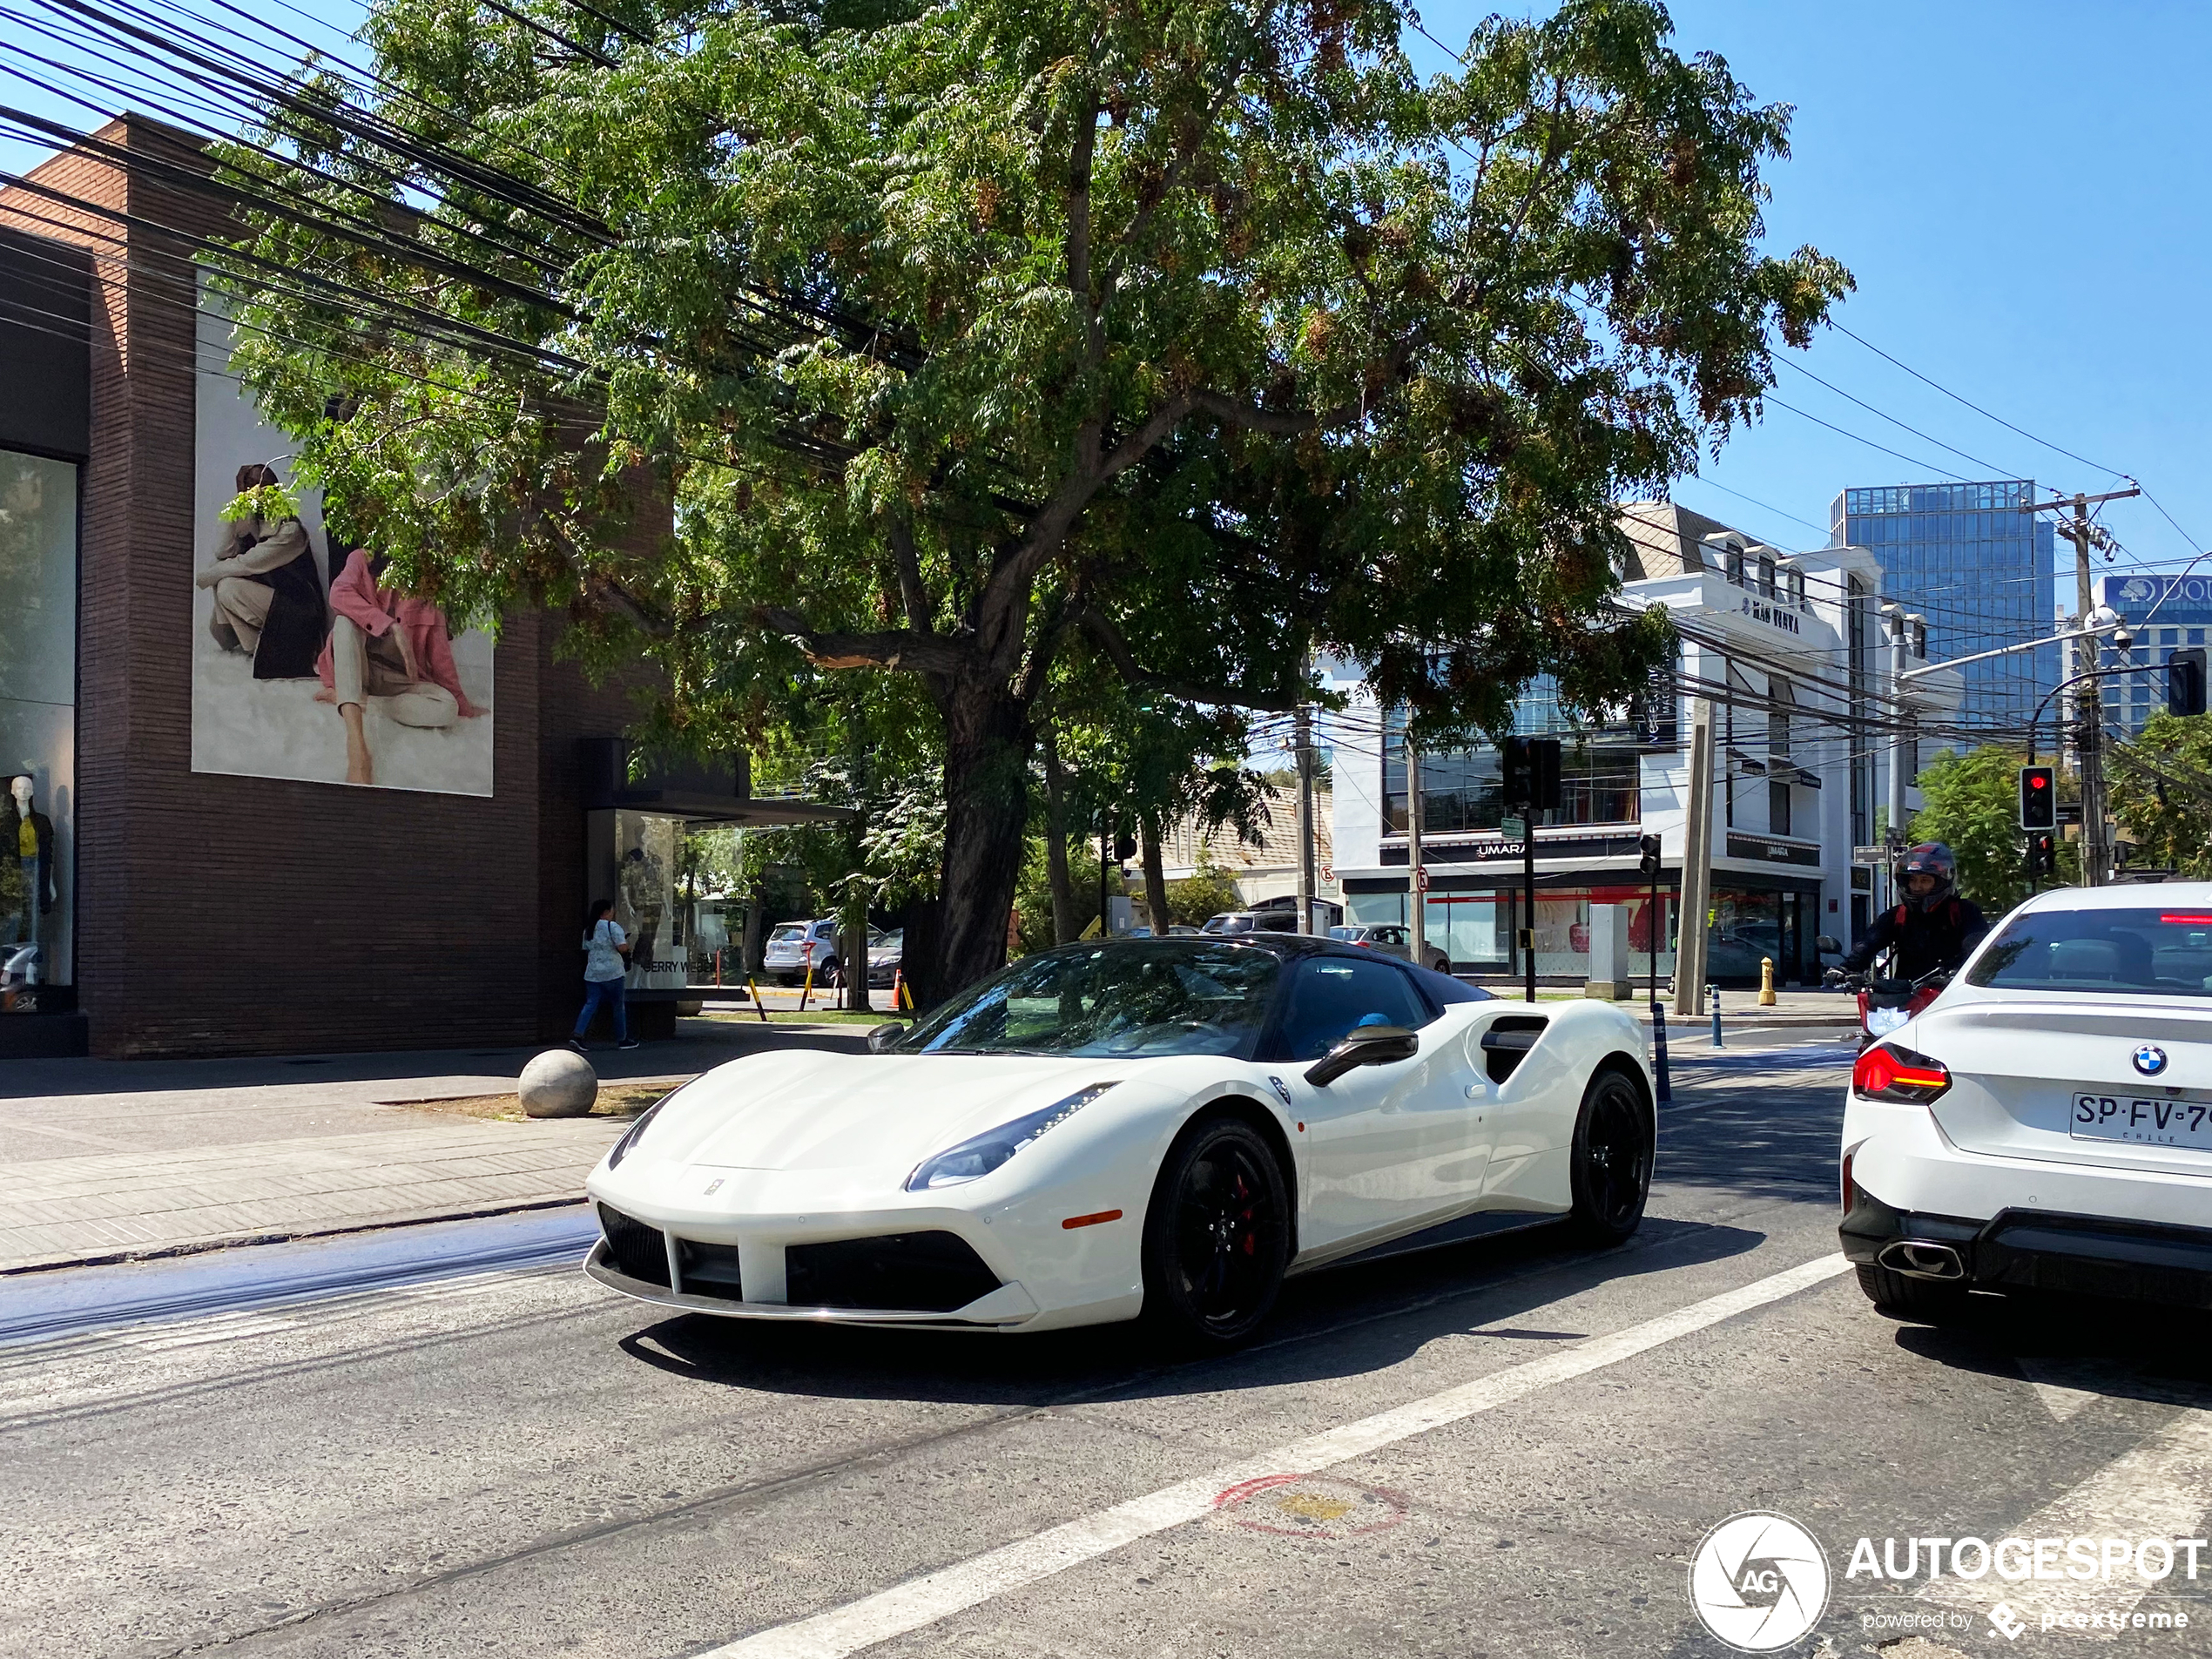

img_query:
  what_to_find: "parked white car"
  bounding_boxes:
[585,934,1656,1346]
[1843,883,2212,1321]
[762,919,883,986]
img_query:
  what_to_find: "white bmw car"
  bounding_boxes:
[585,935,1656,1345]
[1844,883,2212,1321]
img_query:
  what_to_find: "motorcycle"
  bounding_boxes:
[1831,963,1951,1052]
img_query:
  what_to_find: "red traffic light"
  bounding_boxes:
[2028,774,2047,790]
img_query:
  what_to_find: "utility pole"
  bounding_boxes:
[1673,698,1715,1019]
[1295,700,1317,934]
[2028,486,2140,887]
[1885,606,1909,891]
[1406,729,1426,959]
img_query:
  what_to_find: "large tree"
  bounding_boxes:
[217,0,1845,998]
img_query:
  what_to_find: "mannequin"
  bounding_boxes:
[3,775,55,984]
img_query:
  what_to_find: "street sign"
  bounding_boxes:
[1851,846,1888,864]
[1499,814,1528,842]
[1413,865,1429,892]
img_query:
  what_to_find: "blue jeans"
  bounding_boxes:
[574,975,628,1042]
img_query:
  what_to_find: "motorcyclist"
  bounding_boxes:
[1833,842,1989,981]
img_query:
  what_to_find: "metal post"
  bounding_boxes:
[1522,828,1537,1004]
[1709,984,1722,1049]
[1406,729,1426,958]
[1098,816,1109,936]
[1295,700,1317,934]
[1673,698,1715,1018]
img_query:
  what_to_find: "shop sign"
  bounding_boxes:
[1737,593,1804,635]
[1726,833,1820,867]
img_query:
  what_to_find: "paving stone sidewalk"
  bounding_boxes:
[0,1017,868,1274]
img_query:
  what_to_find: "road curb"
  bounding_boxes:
[0,1194,591,1280]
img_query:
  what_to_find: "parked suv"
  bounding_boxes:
[764,920,843,985]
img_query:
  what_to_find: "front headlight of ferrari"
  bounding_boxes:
[904,1083,1116,1192]
[606,1082,690,1170]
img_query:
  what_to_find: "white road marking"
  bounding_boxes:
[701,1251,1852,1659]
[1921,1406,2212,1630]
[2019,1358,2126,1424]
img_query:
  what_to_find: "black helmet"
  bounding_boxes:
[1900,841,1956,910]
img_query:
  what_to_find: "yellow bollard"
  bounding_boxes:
[1758,955,1777,1006]
[745,977,769,1023]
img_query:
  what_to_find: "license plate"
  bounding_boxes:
[2072,1093,2212,1148]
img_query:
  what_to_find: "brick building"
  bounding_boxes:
[0,117,836,1059]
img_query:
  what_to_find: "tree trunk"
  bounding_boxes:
[842,914,871,1011]
[1042,727,1078,944]
[1141,814,1173,936]
[921,678,1034,1006]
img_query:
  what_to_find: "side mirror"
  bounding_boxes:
[1304,1024,1419,1088]
[866,1022,908,1054]
[1815,934,1841,954]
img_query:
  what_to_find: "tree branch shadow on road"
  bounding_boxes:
[1654,1082,1844,1206]
[611,1216,1769,1409]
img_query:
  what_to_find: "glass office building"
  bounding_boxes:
[1832,480,2056,732]
[2098,573,2212,738]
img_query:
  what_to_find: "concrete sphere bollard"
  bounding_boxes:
[519,1048,598,1118]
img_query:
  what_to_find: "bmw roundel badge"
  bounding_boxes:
[2134,1043,2170,1077]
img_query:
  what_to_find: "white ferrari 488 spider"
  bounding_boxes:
[585,934,1656,1346]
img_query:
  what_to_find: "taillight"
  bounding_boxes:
[1851,1042,1952,1104]
[1905,985,1942,1018]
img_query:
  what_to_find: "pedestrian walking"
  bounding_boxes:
[573,899,638,1051]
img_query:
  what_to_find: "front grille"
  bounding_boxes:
[598,1203,671,1287]
[785,1231,1001,1312]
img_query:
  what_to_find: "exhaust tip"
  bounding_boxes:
[1878,1239,1966,1281]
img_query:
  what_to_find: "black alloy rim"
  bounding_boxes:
[1172,1139,1279,1330]
[1584,1081,1650,1229]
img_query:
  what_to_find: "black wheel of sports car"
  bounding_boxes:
[1855,1263,1971,1324]
[1141,1117,1289,1349]
[1567,1069,1652,1245]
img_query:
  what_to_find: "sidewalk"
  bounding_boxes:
[1520,987,1858,1030]
[0,1017,870,1276]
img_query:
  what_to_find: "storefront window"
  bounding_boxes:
[1425,893,1507,969]
[612,810,687,990]
[0,450,76,1012]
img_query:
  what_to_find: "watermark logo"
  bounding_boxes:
[1689,1512,1831,1652]
[1989,1602,2027,1641]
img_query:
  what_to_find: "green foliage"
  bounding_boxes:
[2111,714,2212,878]
[1909,745,2077,909]
[1161,848,1244,927]
[1013,836,1123,954]
[209,0,1845,989]
[218,481,302,525]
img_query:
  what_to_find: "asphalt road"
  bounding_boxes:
[9,1033,2212,1659]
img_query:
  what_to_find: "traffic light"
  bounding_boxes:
[1637,833,1662,880]
[1502,737,1563,811]
[2018,765,2056,831]
[2026,831,2057,880]
[2170,648,2208,718]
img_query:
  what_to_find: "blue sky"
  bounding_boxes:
[7,0,2208,590]
[1416,0,2212,588]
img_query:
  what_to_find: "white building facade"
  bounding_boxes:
[1329,502,1960,987]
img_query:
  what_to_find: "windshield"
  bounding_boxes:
[900,941,1282,1057]
[1968,906,2212,997]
